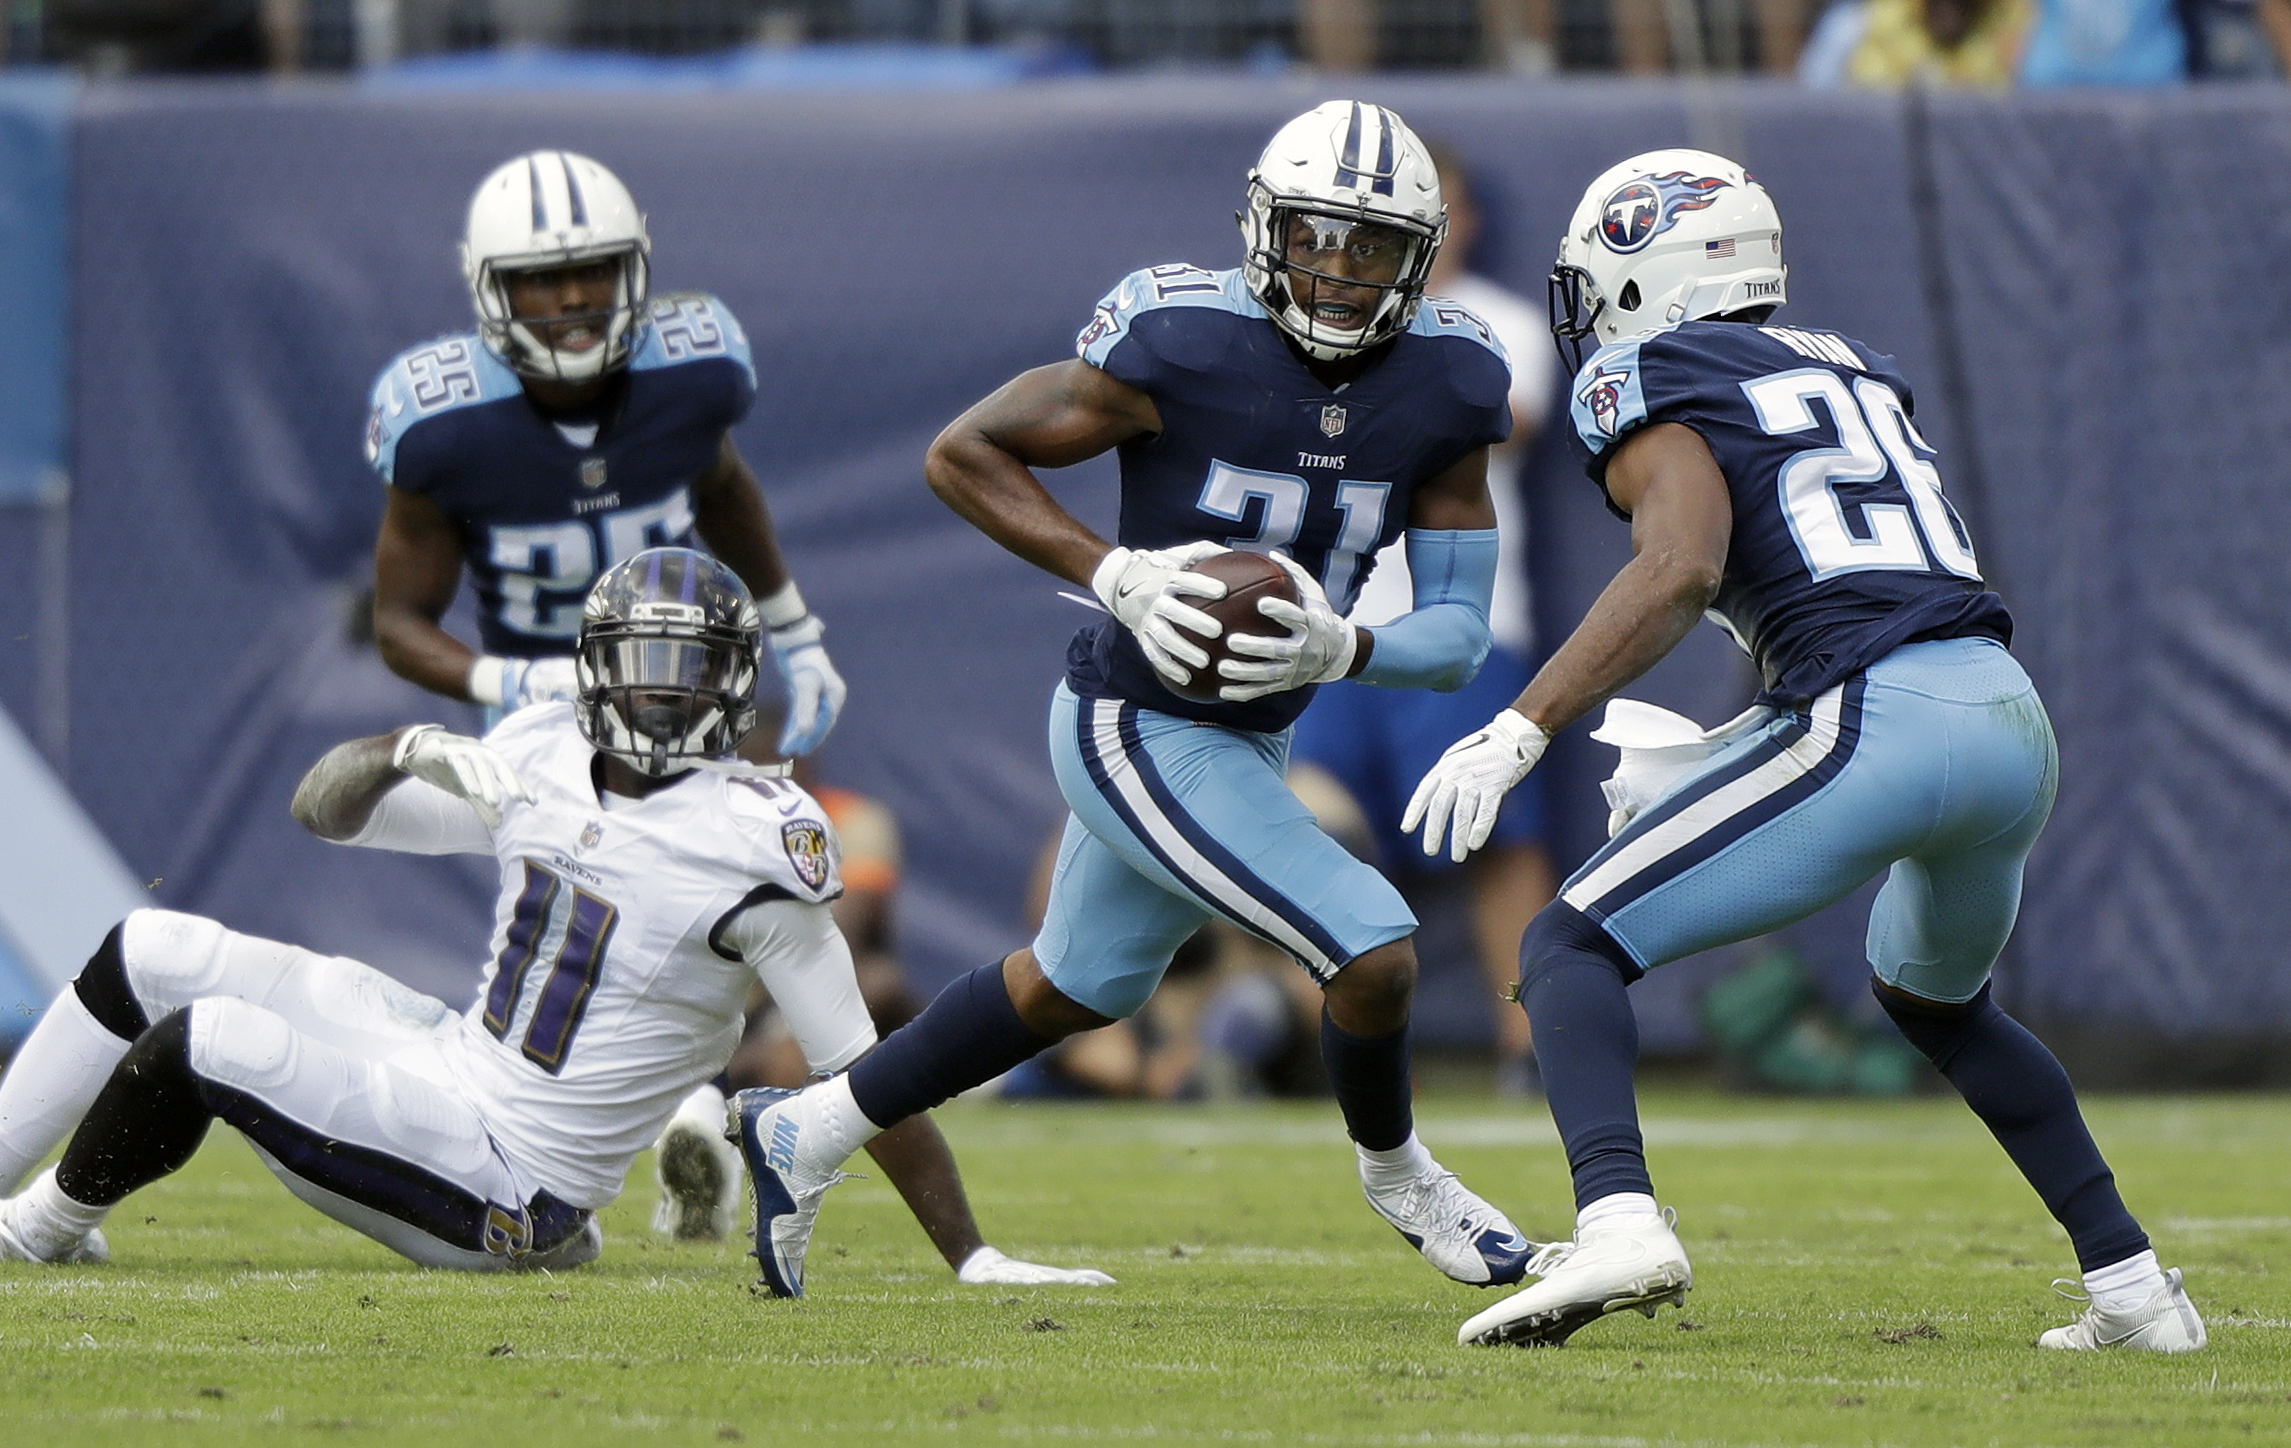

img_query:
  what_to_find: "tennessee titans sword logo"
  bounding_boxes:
[1577,363,1633,439]
[1599,172,1730,254]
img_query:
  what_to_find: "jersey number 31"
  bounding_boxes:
[1744,369,1980,584]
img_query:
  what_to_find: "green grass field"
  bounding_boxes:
[3,1086,2286,1447]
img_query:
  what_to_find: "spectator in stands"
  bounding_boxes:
[2017,0,2188,81]
[1799,0,2035,85]
[1290,144,1558,1096]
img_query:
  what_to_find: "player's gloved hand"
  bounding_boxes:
[1402,709,1551,863]
[391,723,534,830]
[769,615,847,757]
[956,1245,1117,1287]
[1216,551,1359,702]
[1091,542,1231,688]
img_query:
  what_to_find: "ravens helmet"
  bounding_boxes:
[576,548,763,777]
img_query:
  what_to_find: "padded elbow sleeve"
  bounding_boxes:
[1354,528,1497,691]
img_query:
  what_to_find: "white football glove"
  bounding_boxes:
[769,614,847,757]
[391,723,534,830]
[1091,542,1231,688]
[956,1245,1117,1287]
[1402,709,1551,863]
[1216,551,1358,702]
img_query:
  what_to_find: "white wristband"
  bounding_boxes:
[758,581,810,631]
[466,656,509,708]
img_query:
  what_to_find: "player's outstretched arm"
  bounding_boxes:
[372,487,485,701]
[1406,423,1730,860]
[925,359,1162,587]
[293,725,531,841]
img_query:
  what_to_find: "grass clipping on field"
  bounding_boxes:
[2,1089,2286,1448]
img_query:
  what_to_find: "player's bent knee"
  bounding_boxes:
[1517,901,1641,997]
[119,909,234,1018]
[184,997,300,1095]
[1872,977,1997,1064]
[1323,940,1416,1026]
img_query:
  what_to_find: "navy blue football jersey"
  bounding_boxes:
[1070,265,1511,732]
[367,293,757,656]
[1569,320,2010,707]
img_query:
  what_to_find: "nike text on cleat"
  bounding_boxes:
[1363,1164,1535,1287]
[652,1086,745,1241]
[1460,1212,1692,1347]
[2037,1268,2206,1353]
[726,1086,845,1299]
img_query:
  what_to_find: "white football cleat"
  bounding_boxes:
[0,1195,106,1265]
[2038,1268,2206,1353]
[726,1086,847,1298]
[1460,1211,1691,1346]
[651,1084,745,1241]
[1363,1160,1535,1287]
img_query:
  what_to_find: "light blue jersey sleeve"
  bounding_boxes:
[1567,337,1652,459]
[363,332,523,488]
[630,292,756,392]
[1354,528,1499,692]
[1077,265,1262,375]
[1411,295,1512,370]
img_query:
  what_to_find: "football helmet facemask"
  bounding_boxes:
[1549,148,1786,375]
[576,548,763,778]
[1239,100,1446,362]
[463,150,652,383]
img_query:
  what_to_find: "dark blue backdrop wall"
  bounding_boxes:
[8,78,2291,1073]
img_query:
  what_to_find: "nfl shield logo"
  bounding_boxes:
[1320,403,1347,438]
[782,821,833,891]
[578,457,608,490]
[578,820,603,852]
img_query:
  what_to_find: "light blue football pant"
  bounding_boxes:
[1031,684,1417,1019]
[1562,637,2056,1003]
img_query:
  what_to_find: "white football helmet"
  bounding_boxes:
[1239,100,1446,362]
[1549,149,1786,373]
[462,150,652,382]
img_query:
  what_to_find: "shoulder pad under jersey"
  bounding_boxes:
[1077,265,1262,369]
[630,292,756,390]
[365,332,523,485]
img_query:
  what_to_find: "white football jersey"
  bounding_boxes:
[354,704,849,1206]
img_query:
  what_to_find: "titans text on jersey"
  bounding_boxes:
[1568,319,2011,707]
[1068,264,1511,733]
[366,294,757,656]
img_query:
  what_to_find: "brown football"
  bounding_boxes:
[1166,550,1302,703]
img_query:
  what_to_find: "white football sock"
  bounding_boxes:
[9,1166,109,1258]
[1355,1133,1436,1194]
[1576,1191,1663,1235]
[805,1074,882,1172]
[0,991,134,1195]
[2083,1248,2166,1314]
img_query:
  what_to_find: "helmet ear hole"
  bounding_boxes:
[1618,280,1641,312]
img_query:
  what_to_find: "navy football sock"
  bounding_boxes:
[847,962,1053,1129]
[1319,1012,1414,1152]
[1519,904,1654,1210]
[54,1010,214,1208]
[1877,982,2149,1271]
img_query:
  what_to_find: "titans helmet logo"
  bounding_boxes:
[1577,363,1633,439]
[1599,172,1730,255]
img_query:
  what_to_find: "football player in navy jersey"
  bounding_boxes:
[365,150,845,756]
[1407,150,2203,1353]
[725,101,1539,1303]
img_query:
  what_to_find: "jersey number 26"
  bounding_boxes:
[1743,369,1980,584]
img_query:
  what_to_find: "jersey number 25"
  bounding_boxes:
[1743,369,1980,584]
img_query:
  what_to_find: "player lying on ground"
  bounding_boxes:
[0,549,1107,1287]
[724,101,1536,1301]
[1405,150,2203,1353]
